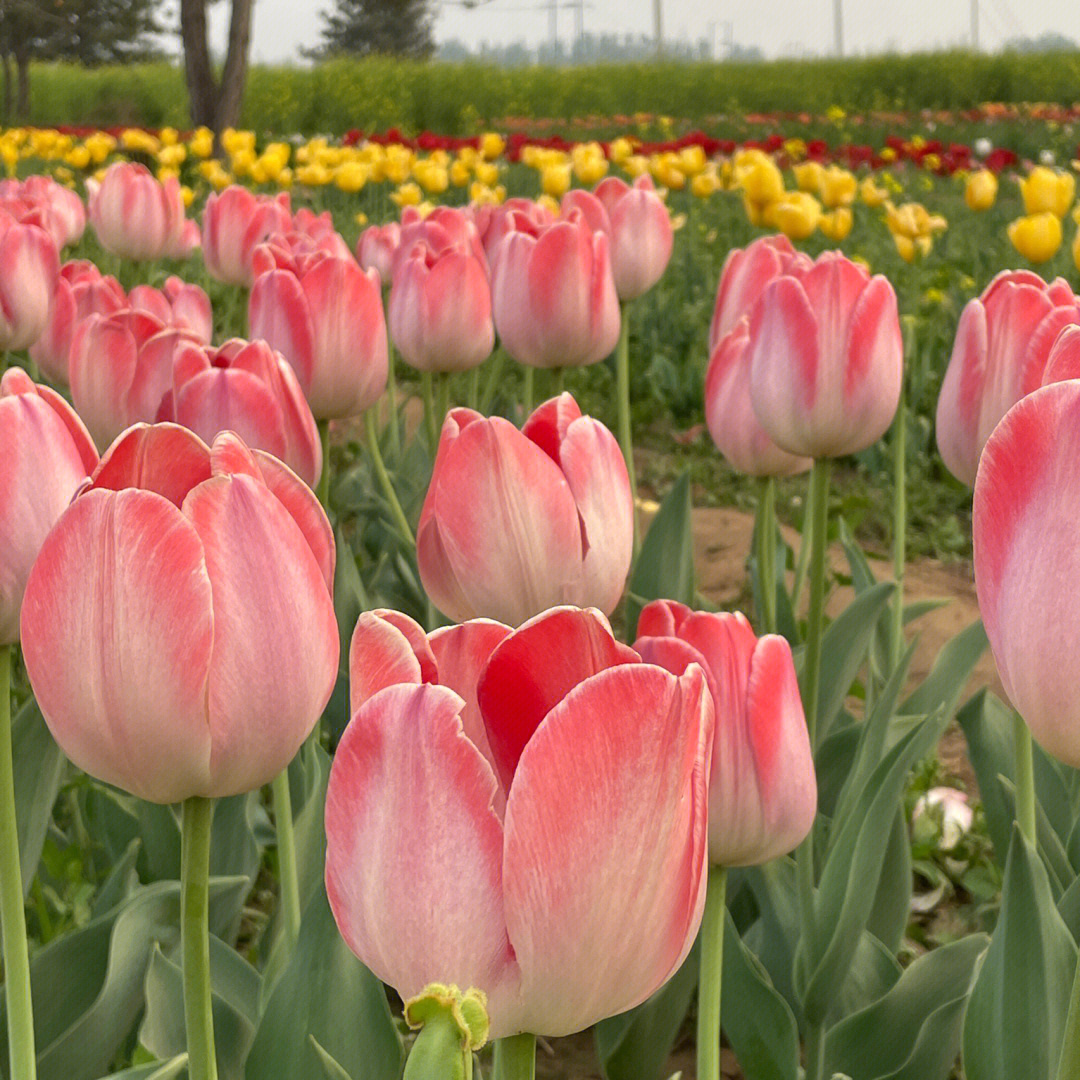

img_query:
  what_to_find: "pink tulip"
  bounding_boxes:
[156,338,322,489]
[491,216,620,368]
[326,605,713,1038]
[0,216,60,352]
[560,189,611,235]
[356,222,401,285]
[249,251,388,420]
[21,424,338,803]
[88,162,187,262]
[202,186,293,286]
[634,600,816,866]
[393,206,487,279]
[0,176,86,249]
[704,319,814,478]
[167,219,202,260]
[1042,323,1080,383]
[709,234,811,353]
[128,276,213,343]
[29,260,126,386]
[747,250,903,458]
[936,270,1079,486]
[973,379,1080,767]
[388,243,494,372]
[69,309,202,449]
[477,198,555,264]
[593,175,674,300]
[0,368,98,644]
[418,394,633,625]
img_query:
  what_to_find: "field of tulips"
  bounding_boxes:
[3,107,1080,1080]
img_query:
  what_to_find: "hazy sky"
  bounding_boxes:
[209,0,1080,62]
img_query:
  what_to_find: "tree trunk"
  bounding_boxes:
[217,0,253,134]
[179,0,218,130]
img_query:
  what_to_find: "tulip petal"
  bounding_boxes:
[348,611,426,717]
[183,472,339,795]
[325,683,520,1031]
[20,489,215,803]
[502,664,712,1036]
[92,423,212,507]
[478,607,638,791]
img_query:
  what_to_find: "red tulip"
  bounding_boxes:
[326,606,713,1038]
[29,260,124,385]
[634,600,816,866]
[356,222,401,285]
[0,215,60,352]
[936,270,1079,486]
[491,216,619,368]
[747,250,903,458]
[704,319,813,477]
[388,243,494,372]
[88,163,187,262]
[128,276,213,343]
[249,251,388,420]
[202,186,292,286]
[709,234,811,353]
[21,425,338,803]
[69,309,203,449]
[418,394,633,625]
[156,338,322,489]
[593,175,674,300]
[973,380,1080,767]
[0,367,98,644]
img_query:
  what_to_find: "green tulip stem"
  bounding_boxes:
[479,350,505,415]
[554,366,566,396]
[316,420,332,510]
[271,768,301,954]
[493,1033,536,1080]
[181,796,218,1080]
[615,308,638,543]
[890,382,907,670]
[0,645,36,1080]
[421,370,439,451]
[522,366,534,419]
[468,366,481,412]
[804,457,832,752]
[804,1021,827,1080]
[386,343,402,460]
[790,468,816,611]
[1055,949,1080,1080]
[1013,713,1037,845]
[365,410,415,548]
[437,373,452,431]
[696,865,728,1080]
[757,477,778,635]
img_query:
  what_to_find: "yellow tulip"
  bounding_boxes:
[819,165,857,208]
[469,181,507,205]
[792,160,824,193]
[892,233,932,263]
[691,169,720,198]
[480,132,505,160]
[390,181,423,207]
[677,145,707,176]
[609,137,635,163]
[540,163,572,197]
[1020,166,1075,218]
[450,159,472,187]
[1073,226,1080,274]
[180,185,195,208]
[188,127,215,158]
[157,144,187,168]
[736,151,784,204]
[819,207,853,241]
[295,163,333,187]
[772,191,821,240]
[742,194,775,229]
[64,146,91,170]
[623,154,650,178]
[1008,212,1063,263]
[475,161,499,186]
[335,161,370,193]
[413,160,449,195]
[536,194,561,216]
[121,128,160,155]
[964,169,998,211]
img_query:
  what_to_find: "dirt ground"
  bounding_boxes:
[533,505,997,1080]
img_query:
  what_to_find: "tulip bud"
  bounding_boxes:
[965,169,998,212]
[1008,212,1063,264]
[592,175,674,300]
[1019,166,1075,218]
[772,191,821,240]
[89,162,187,262]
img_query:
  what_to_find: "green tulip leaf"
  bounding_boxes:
[12,694,65,896]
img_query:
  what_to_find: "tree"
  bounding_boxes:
[0,0,163,122]
[179,0,253,136]
[308,0,435,60]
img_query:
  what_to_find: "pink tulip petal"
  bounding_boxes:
[477,607,638,790]
[92,423,212,507]
[502,663,712,1036]
[182,472,339,795]
[20,488,215,802]
[325,683,519,1030]
[635,598,693,638]
[348,611,425,716]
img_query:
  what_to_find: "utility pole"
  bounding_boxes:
[653,0,663,55]
[970,0,979,49]
[833,0,843,56]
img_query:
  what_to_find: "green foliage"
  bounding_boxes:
[308,0,435,61]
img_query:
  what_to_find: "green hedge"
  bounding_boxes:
[26,50,1080,135]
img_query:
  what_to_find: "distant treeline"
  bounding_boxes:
[25,49,1080,135]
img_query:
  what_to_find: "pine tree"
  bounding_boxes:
[310,0,436,60]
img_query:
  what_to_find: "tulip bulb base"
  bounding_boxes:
[182,796,218,1080]
[0,645,37,1080]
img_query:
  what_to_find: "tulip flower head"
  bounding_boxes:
[89,162,187,262]
[21,425,338,803]
[1008,212,1063,264]
[202,186,293,286]
[0,368,98,645]
[418,394,633,626]
[326,605,714,1038]
[634,600,816,866]
[0,215,60,352]
[746,250,904,458]
[592,174,674,300]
